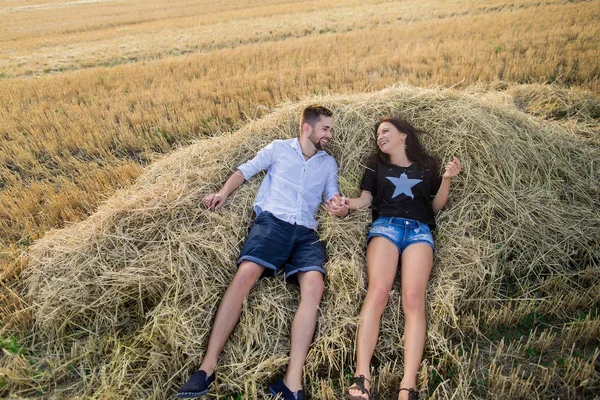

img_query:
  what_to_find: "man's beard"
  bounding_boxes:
[311,136,324,151]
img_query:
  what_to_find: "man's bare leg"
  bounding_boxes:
[198,261,265,374]
[283,271,325,392]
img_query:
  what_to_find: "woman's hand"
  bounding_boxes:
[443,156,462,179]
[326,194,349,217]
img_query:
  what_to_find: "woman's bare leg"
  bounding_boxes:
[348,237,399,399]
[397,243,433,400]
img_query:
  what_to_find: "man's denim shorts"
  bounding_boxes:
[367,217,435,253]
[238,212,327,285]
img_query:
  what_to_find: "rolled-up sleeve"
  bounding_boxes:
[323,159,339,202]
[238,141,277,180]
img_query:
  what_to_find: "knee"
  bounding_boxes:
[300,274,324,301]
[233,262,263,287]
[365,285,390,311]
[402,289,426,315]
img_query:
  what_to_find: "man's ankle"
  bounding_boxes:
[282,374,302,393]
[198,361,217,376]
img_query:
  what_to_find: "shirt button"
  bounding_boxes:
[405,221,410,225]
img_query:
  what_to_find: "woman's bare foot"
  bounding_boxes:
[346,374,371,400]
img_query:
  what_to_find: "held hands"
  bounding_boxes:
[203,192,228,211]
[326,193,349,217]
[443,156,462,179]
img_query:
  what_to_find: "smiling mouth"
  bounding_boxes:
[378,139,389,147]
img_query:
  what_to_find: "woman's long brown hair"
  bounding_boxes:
[370,117,440,173]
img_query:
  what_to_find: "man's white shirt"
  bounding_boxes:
[238,138,339,230]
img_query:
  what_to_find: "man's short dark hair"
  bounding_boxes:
[300,104,333,129]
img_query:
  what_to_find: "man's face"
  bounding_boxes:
[306,115,334,150]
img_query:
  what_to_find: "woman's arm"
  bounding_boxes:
[346,191,373,210]
[326,190,373,217]
[431,156,461,213]
[431,177,451,214]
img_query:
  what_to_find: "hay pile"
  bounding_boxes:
[3,85,600,399]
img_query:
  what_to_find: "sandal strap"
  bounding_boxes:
[350,375,371,395]
[399,387,419,400]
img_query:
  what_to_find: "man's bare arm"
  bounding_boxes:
[202,170,246,210]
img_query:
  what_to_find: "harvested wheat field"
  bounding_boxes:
[1,84,598,399]
[2,0,600,261]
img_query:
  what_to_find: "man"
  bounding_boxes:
[177,105,338,400]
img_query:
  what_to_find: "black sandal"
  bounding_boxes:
[346,375,371,400]
[399,387,419,400]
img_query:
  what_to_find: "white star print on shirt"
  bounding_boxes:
[386,173,422,199]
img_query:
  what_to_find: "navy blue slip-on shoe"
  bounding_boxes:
[269,379,306,400]
[176,370,216,398]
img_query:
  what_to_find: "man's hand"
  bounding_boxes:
[202,170,246,211]
[203,192,228,211]
[326,194,349,217]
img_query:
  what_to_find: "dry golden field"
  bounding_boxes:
[1,0,599,253]
[1,0,599,399]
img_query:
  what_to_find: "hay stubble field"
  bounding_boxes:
[1,0,599,399]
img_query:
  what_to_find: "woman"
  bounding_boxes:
[327,117,461,400]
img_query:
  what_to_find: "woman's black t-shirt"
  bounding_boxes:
[359,160,442,228]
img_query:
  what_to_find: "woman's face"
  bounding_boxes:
[376,121,407,154]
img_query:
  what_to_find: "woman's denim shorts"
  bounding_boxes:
[367,217,435,253]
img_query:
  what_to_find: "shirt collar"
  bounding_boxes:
[290,137,325,158]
